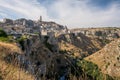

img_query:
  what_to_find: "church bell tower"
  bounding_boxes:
[39,16,42,22]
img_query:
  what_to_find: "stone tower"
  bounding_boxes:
[23,20,26,26]
[39,16,42,22]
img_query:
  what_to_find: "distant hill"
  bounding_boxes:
[85,39,120,78]
[71,27,120,45]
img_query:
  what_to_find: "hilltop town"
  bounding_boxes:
[0,16,69,39]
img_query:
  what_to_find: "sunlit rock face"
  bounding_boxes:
[71,28,120,41]
[57,32,103,58]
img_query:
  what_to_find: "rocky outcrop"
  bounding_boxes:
[71,28,120,44]
[16,35,71,79]
[57,32,103,58]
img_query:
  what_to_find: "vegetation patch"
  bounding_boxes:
[98,38,111,45]
[106,62,110,69]
[59,50,67,54]
[0,71,3,80]
[16,36,27,50]
[0,29,14,42]
[0,28,7,37]
[69,59,114,80]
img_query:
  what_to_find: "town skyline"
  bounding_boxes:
[0,0,120,28]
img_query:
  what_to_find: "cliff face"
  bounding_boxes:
[18,35,53,76]
[57,32,103,58]
[85,39,120,78]
[71,28,120,45]
[16,35,71,79]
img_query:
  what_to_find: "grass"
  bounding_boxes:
[0,42,21,54]
[0,36,14,42]
[0,41,35,80]
[0,59,35,80]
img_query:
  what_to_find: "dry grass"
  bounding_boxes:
[0,60,35,80]
[58,41,83,57]
[0,41,35,80]
[0,42,22,55]
[85,39,120,77]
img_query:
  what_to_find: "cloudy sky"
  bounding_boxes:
[0,0,120,28]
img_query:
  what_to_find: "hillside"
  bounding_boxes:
[71,27,120,45]
[85,38,120,78]
[57,33,103,58]
[0,42,35,80]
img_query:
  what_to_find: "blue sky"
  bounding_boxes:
[0,0,120,28]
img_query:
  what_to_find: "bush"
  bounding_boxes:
[95,31,102,36]
[0,29,9,42]
[0,71,3,80]
[59,50,67,54]
[16,36,27,50]
[70,59,114,80]
[117,56,120,61]
[0,29,7,37]
[76,60,100,79]
[0,37,8,41]
[0,29,14,42]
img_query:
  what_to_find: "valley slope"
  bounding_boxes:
[85,38,120,78]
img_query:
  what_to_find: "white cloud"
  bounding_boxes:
[49,0,120,28]
[0,0,51,20]
[0,0,120,28]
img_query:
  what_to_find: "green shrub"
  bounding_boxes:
[59,50,67,54]
[71,59,114,80]
[0,29,14,42]
[0,37,8,41]
[16,36,27,50]
[0,29,9,42]
[95,31,102,36]
[117,56,120,61]
[0,70,3,80]
[118,44,120,47]
[0,76,2,80]
[0,29,7,37]
[106,62,110,69]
